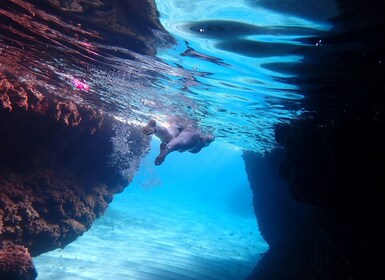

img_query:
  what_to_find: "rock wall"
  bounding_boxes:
[42,0,175,55]
[243,150,327,280]
[0,65,149,280]
[0,241,36,280]
[245,1,385,279]
[245,117,385,279]
[0,1,169,278]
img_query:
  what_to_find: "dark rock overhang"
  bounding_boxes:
[244,0,385,279]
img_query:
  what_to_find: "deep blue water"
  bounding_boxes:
[1,0,338,279]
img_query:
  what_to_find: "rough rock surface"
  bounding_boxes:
[42,0,174,55]
[0,76,150,279]
[0,75,150,278]
[0,241,37,280]
[0,1,168,278]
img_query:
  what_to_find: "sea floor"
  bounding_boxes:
[34,141,268,280]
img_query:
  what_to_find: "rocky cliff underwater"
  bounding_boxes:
[1,0,385,279]
[0,0,162,278]
[244,0,385,279]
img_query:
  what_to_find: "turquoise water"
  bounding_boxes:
[34,140,268,279]
[154,0,331,151]
[0,0,336,279]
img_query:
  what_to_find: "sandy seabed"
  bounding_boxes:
[34,141,268,280]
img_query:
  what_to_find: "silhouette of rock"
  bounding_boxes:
[245,0,385,279]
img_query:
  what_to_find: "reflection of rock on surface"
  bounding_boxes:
[0,78,149,279]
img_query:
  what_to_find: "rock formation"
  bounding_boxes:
[245,1,385,279]
[0,241,37,280]
[0,75,150,279]
[0,0,168,278]
[245,116,384,279]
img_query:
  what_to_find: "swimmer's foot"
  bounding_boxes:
[142,119,156,135]
[155,143,169,165]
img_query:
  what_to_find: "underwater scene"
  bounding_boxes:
[34,140,267,280]
[1,0,384,280]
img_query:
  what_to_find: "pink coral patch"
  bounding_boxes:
[72,78,90,92]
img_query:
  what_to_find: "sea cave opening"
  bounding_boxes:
[33,138,268,280]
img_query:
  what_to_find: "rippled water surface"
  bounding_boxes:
[0,0,335,151]
[155,0,335,150]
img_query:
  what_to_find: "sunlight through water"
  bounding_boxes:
[0,0,333,152]
[154,0,332,151]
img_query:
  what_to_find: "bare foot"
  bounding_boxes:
[155,143,169,165]
[142,119,156,135]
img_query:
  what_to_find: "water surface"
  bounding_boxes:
[1,0,333,151]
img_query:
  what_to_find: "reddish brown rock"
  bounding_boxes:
[0,241,37,280]
[0,77,150,278]
[0,1,170,278]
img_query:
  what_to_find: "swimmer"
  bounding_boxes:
[142,119,215,165]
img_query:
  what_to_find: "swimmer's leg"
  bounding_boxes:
[155,143,170,165]
[142,119,157,135]
[166,130,198,152]
[154,133,194,165]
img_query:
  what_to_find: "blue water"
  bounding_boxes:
[0,0,336,279]
[34,140,267,279]
[153,0,331,151]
